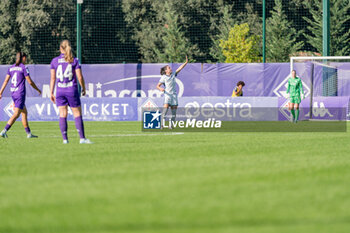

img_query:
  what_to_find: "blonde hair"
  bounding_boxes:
[60,40,74,63]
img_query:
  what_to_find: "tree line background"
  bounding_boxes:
[0,0,349,64]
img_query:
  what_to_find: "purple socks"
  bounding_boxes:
[4,125,31,135]
[25,127,31,134]
[74,116,85,139]
[4,124,11,132]
[59,116,85,140]
[59,117,68,140]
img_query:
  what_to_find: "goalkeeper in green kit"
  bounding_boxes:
[286,70,305,123]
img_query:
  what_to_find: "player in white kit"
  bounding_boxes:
[156,56,188,128]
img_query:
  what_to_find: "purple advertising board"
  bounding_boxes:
[278,97,349,121]
[0,96,348,122]
[0,97,138,121]
[2,62,348,98]
[138,97,278,121]
[0,63,349,122]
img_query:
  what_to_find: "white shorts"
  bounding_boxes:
[164,93,178,106]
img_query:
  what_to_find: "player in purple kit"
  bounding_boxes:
[50,40,92,144]
[0,52,41,138]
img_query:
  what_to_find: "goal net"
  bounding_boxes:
[290,56,350,120]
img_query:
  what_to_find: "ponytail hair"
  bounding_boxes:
[15,52,23,66]
[60,40,74,63]
[160,65,168,75]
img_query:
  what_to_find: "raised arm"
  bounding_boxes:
[25,75,41,95]
[76,68,86,96]
[50,69,56,103]
[0,74,11,99]
[175,56,188,74]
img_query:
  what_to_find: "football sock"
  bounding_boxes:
[4,124,11,132]
[291,109,295,120]
[296,109,300,121]
[59,117,68,140]
[171,108,177,122]
[75,116,85,139]
[162,107,169,123]
[25,127,31,134]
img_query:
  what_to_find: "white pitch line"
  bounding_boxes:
[89,132,185,137]
[30,132,185,138]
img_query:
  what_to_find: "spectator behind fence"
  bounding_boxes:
[231,81,245,97]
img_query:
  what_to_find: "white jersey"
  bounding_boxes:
[159,72,177,94]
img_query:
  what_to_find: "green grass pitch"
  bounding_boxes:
[1,121,350,233]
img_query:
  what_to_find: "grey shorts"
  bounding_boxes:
[164,93,178,106]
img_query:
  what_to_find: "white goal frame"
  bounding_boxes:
[290,56,350,72]
[290,56,350,120]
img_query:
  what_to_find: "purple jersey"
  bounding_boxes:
[7,63,28,97]
[50,54,81,94]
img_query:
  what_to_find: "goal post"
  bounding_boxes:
[290,56,350,72]
[290,56,350,120]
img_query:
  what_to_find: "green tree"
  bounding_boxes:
[17,0,76,64]
[122,0,202,62]
[122,0,239,62]
[303,0,350,56]
[0,0,21,64]
[220,23,261,63]
[236,2,262,40]
[17,0,140,64]
[80,1,138,63]
[210,1,263,63]
[266,0,304,62]
[180,0,234,62]
[0,0,326,64]
[209,4,236,62]
[154,2,200,63]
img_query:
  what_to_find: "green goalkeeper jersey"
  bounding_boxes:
[286,77,304,97]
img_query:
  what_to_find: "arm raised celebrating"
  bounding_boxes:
[175,56,188,75]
